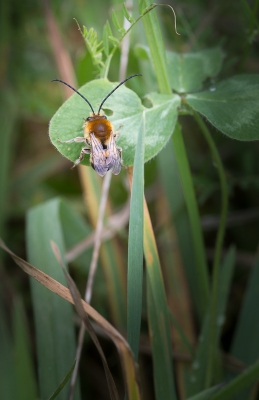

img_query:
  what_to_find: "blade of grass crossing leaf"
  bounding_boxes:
[173,124,209,317]
[13,297,38,400]
[26,198,81,400]
[187,247,235,396]
[144,201,178,400]
[127,116,145,360]
[48,360,76,400]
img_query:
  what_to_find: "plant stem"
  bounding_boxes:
[138,0,210,320]
[138,0,171,94]
[193,111,228,388]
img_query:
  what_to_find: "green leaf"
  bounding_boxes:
[108,35,120,44]
[137,1,171,94]
[111,10,121,31]
[186,74,259,141]
[26,198,81,400]
[187,247,235,396]
[49,79,180,168]
[59,199,92,271]
[0,91,17,242]
[134,45,223,93]
[103,22,110,57]
[13,298,38,400]
[228,259,259,399]
[231,260,259,362]
[144,203,177,400]
[48,360,76,400]
[209,359,259,400]
[122,4,135,24]
[169,311,195,357]
[157,142,201,321]
[0,302,19,400]
[172,124,209,319]
[127,117,145,360]
[167,47,223,93]
[186,384,221,400]
[147,280,177,400]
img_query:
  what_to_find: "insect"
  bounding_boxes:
[52,74,141,177]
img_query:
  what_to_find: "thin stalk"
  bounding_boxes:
[138,0,171,94]
[193,111,228,388]
[69,171,112,400]
[103,3,158,79]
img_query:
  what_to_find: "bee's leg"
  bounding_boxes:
[57,137,86,144]
[71,147,91,169]
[114,125,123,139]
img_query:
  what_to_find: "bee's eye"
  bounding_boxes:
[86,117,91,121]
[103,115,107,119]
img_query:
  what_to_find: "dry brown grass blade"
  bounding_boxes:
[50,241,119,400]
[0,238,142,400]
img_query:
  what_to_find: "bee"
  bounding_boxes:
[52,74,141,177]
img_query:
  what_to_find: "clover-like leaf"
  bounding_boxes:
[186,74,259,141]
[135,45,223,93]
[167,47,223,93]
[49,79,181,168]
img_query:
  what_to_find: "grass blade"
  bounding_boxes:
[229,259,259,398]
[13,297,38,400]
[79,167,127,329]
[187,384,221,400]
[0,238,142,400]
[187,247,236,395]
[158,133,205,322]
[51,241,119,400]
[26,198,81,400]
[209,359,259,400]
[144,201,178,400]
[48,360,76,400]
[172,124,209,318]
[0,91,17,245]
[0,301,19,399]
[127,116,145,359]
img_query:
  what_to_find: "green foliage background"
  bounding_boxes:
[1,0,259,399]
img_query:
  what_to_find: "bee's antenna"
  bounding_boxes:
[97,74,142,114]
[52,79,95,114]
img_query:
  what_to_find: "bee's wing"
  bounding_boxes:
[90,133,109,177]
[106,134,122,175]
